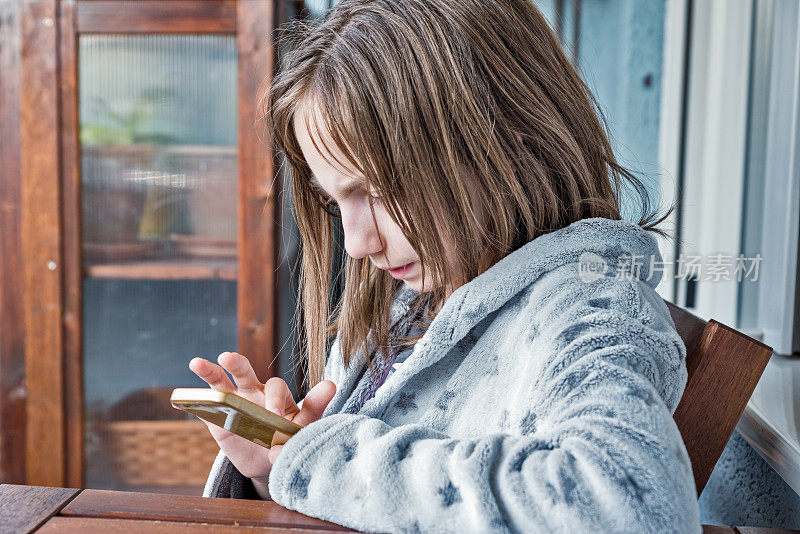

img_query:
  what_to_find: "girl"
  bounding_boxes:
[189,0,702,532]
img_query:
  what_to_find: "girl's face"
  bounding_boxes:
[294,100,457,294]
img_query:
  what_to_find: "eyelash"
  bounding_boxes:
[324,197,342,218]
[321,192,381,218]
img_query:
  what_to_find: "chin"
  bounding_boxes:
[404,279,423,292]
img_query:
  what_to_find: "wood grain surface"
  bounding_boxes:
[2,484,799,533]
[36,516,346,534]
[77,0,236,34]
[59,489,352,530]
[0,485,80,534]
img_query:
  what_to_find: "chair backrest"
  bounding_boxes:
[664,300,773,497]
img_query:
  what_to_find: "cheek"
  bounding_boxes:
[377,211,415,252]
[342,202,377,231]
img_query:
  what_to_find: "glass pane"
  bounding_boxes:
[79,34,237,495]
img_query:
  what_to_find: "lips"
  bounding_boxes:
[388,262,414,278]
[389,262,412,272]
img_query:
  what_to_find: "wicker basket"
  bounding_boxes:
[103,419,220,486]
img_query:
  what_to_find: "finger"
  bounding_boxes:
[217,352,264,392]
[293,380,336,427]
[189,357,236,392]
[263,377,296,416]
[271,431,291,448]
[269,381,335,447]
[271,380,337,449]
[267,444,283,465]
[265,377,297,448]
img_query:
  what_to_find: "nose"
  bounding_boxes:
[341,206,384,260]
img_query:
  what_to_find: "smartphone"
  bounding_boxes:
[170,387,304,449]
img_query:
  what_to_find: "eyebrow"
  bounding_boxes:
[309,175,364,202]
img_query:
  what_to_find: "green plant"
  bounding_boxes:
[80,86,180,146]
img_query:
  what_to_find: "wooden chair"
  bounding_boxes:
[665,300,774,497]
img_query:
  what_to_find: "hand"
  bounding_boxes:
[189,352,336,482]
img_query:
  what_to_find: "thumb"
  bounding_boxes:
[269,381,336,448]
[293,380,336,427]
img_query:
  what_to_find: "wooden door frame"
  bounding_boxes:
[20,0,66,487]
[1,0,279,488]
[0,0,29,486]
[235,0,280,391]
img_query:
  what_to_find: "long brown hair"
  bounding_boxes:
[262,0,674,391]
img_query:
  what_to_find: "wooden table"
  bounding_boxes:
[0,484,355,533]
[2,484,798,533]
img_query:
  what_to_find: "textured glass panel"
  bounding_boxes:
[79,34,237,495]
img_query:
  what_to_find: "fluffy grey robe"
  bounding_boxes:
[202,217,702,533]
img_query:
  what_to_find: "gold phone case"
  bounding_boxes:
[170,388,304,449]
